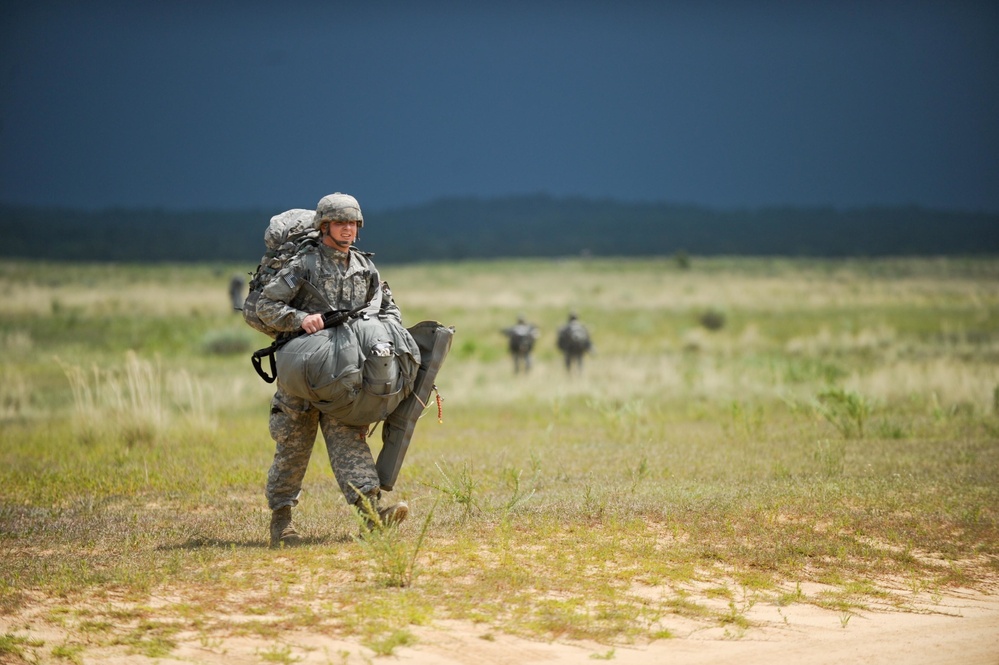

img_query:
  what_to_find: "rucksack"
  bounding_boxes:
[242,209,320,338]
[504,323,538,354]
[558,321,591,354]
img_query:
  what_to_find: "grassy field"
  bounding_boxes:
[1,256,998,662]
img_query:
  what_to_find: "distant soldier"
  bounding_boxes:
[229,274,246,312]
[501,315,540,374]
[556,312,592,373]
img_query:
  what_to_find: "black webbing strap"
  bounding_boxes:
[249,306,366,383]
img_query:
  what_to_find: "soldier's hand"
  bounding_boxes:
[302,313,325,334]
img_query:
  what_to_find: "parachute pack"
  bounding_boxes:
[503,322,539,354]
[241,209,319,339]
[273,313,421,427]
[558,320,592,354]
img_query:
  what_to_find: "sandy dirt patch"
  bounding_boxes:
[2,586,997,664]
[395,588,999,665]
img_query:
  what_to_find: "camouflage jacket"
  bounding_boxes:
[256,244,400,333]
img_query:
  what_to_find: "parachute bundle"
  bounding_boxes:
[274,314,421,427]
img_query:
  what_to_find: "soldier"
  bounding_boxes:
[228,274,245,312]
[556,311,592,373]
[501,315,540,374]
[255,193,409,547]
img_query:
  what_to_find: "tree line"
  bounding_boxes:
[2,194,996,264]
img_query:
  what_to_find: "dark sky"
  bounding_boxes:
[2,1,997,213]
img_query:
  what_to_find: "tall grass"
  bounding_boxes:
[59,350,217,446]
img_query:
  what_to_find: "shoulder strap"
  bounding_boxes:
[299,248,332,310]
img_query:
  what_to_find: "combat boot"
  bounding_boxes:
[378,501,409,527]
[269,505,301,548]
[356,495,409,533]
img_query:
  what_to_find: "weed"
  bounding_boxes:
[812,439,846,478]
[776,582,805,607]
[257,643,303,663]
[814,387,872,438]
[354,494,439,588]
[501,466,536,516]
[0,633,44,660]
[428,460,480,518]
[364,629,415,656]
[51,643,85,664]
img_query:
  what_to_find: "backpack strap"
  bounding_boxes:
[251,337,284,383]
[299,247,333,310]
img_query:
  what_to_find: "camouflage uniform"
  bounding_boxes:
[501,317,540,374]
[257,232,401,513]
[556,313,592,373]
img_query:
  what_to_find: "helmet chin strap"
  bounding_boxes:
[325,224,353,250]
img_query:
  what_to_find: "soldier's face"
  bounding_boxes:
[322,219,358,250]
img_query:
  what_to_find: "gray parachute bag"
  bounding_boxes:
[274,314,421,427]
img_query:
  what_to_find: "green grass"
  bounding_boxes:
[1,256,997,661]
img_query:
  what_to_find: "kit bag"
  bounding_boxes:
[242,209,318,338]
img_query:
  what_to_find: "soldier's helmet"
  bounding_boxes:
[314,193,364,230]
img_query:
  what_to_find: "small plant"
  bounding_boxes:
[256,643,302,663]
[429,460,480,518]
[365,629,415,657]
[1,633,43,661]
[719,586,756,631]
[52,642,85,664]
[814,387,872,438]
[633,456,650,482]
[582,483,606,518]
[776,582,805,607]
[501,466,536,516]
[354,494,439,588]
[813,439,847,478]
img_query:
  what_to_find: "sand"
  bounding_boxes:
[3,585,997,664]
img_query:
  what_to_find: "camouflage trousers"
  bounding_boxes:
[265,386,381,510]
